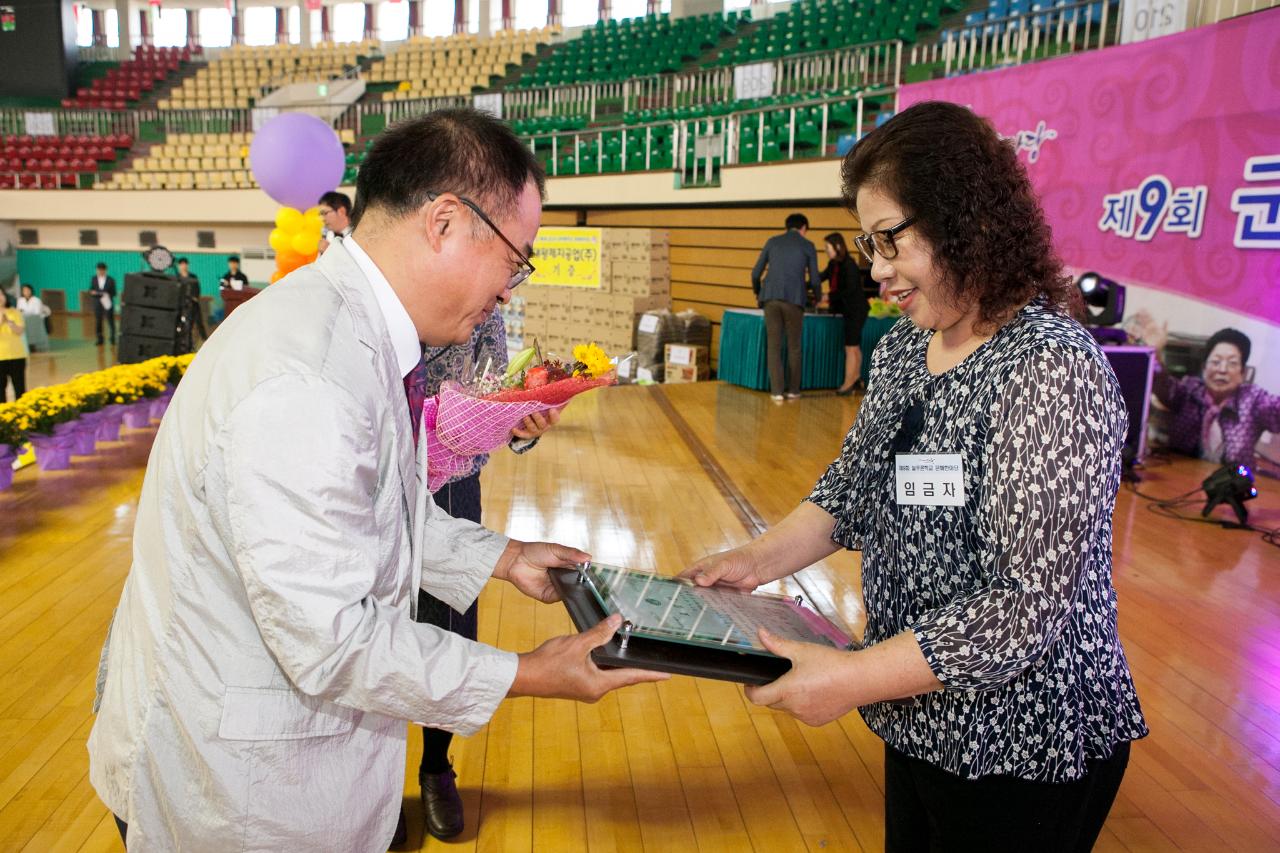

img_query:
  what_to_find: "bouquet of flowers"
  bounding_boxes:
[423,340,618,491]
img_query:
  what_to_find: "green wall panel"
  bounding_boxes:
[16,249,239,311]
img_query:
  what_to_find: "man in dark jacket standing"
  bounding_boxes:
[752,213,821,401]
[89,262,117,346]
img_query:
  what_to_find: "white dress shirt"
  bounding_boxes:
[344,234,420,377]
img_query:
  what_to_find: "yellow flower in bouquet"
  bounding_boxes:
[572,342,613,379]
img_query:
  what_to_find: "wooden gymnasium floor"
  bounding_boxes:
[3,327,1280,852]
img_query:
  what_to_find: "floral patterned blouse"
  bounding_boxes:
[808,300,1148,782]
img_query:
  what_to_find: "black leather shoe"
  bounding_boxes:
[391,807,407,847]
[421,768,464,840]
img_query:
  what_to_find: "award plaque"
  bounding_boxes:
[549,562,856,685]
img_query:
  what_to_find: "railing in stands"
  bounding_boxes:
[1188,0,1279,25]
[909,0,1120,76]
[514,88,897,183]
[503,40,903,122]
[679,88,897,187]
[141,108,255,136]
[504,82,599,123]
[340,96,468,137]
[0,107,140,139]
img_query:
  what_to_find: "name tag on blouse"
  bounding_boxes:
[894,454,965,506]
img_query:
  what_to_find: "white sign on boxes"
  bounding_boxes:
[518,227,672,361]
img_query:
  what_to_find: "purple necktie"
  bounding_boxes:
[403,356,428,447]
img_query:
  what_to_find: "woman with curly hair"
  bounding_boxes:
[686,101,1147,851]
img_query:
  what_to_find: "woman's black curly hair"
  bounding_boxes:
[841,101,1077,331]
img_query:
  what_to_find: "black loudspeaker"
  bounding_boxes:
[118,273,193,363]
[122,272,185,310]
[121,305,180,338]
[118,335,181,363]
[1101,345,1156,469]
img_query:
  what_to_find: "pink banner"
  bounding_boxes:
[898,9,1280,325]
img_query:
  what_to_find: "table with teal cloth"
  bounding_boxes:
[718,308,900,391]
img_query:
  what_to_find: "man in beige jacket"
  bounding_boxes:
[88,108,662,851]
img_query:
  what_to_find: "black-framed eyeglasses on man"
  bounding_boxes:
[427,191,536,289]
[854,216,917,264]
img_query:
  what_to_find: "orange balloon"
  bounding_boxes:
[270,270,285,283]
[276,249,302,269]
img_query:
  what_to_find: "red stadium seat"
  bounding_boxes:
[0,175,14,190]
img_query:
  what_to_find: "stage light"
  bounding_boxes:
[1076,272,1126,327]
[1201,464,1258,526]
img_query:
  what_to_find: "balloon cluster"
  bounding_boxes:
[249,112,347,285]
[268,206,324,283]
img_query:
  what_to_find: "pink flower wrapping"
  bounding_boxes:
[424,375,615,492]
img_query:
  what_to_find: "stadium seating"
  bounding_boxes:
[61,46,193,110]
[956,0,1115,44]
[0,133,132,189]
[516,12,744,87]
[713,0,953,64]
[368,28,554,100]
[97,131,256,190]
[160,42,375,110]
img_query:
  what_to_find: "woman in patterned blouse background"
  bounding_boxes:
[402,310,560,843]
[685,101,1147,852]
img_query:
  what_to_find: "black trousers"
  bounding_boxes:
[763,299,804,396]
[415,474,482,775]
[0,357,26,401]
[884,741,1130,853]
[94,306,116,343]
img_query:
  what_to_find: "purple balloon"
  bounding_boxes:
[249,112,346,211]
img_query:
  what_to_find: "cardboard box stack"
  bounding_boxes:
[518,227,672,361]
[499,294,527,351]
[663,343,711,384]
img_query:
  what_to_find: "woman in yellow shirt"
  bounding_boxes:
[0,289,29,401]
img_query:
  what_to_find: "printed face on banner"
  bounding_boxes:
[898,12,1280,325]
